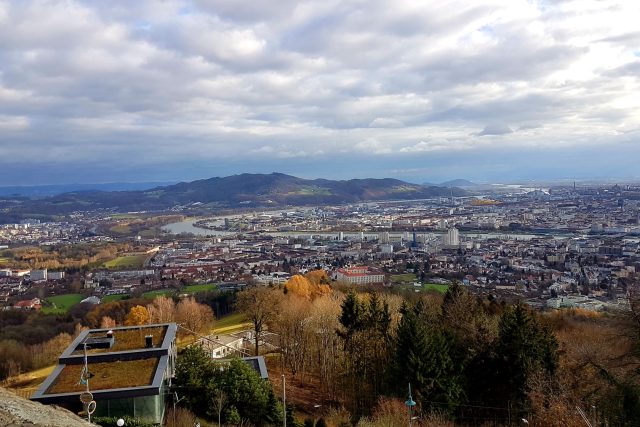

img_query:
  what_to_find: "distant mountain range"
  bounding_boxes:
[0,182,175,198]
[422,179,478,188]
[0,173,467,219]
[439,179,478,188]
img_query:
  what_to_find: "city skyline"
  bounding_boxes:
[0,0,639,185]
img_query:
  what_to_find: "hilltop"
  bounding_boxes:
[2,173,467,218]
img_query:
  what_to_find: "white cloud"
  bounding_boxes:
[0,0,638,181]
[369,117,405,128]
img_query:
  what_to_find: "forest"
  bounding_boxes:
[232,272,640,426]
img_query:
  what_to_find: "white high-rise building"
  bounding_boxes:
[444,228,459,246]
[379,232,390,244]
[380,244,394,254]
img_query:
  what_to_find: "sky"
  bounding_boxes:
[0,0,639,185]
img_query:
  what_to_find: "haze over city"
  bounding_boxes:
[0,0,639,185]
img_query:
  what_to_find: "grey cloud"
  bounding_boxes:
[477,124,513,136]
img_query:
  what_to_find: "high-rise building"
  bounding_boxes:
[379,232,390,244]
[444,228,459,246]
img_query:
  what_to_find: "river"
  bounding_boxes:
[162,218,575,241]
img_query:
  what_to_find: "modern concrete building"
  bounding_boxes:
[32,323,178,425]
[30,269,47,281]
[196,333,246,359]
[379,232,390,244]
[48,271,65,280]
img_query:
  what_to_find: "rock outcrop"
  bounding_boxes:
[0,387,92,427]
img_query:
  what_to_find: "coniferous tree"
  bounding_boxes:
[494,303,558,410]
[339,291,365,348]
[393,301,463,415]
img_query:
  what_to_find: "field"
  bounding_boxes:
[102,255,147,269]
[42,294,84,314]
[214,312,248,330]
[142,289,175,299]
[423,283,449,293]
[106,284,218,301]
[4,364,55,397]
[109,224,131,234]
[182,283,217,294]
[109,214,141,219]
[286,186,333,196]
[101,294,130,302]
[390,273,418,284]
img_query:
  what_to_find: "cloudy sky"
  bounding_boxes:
[0,0,639,185]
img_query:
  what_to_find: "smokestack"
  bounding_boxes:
[145,335,153,348]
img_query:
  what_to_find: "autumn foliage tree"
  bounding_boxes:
[124,305,149,326]
[175,297,213,336]
[284,271,332,300]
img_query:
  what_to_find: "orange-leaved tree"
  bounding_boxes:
[285,271,332,300]
[124,305,149,326]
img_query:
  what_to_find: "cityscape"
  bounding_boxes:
[1,177,640,425]
[1,0,640,426]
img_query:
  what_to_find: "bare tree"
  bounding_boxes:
[237,286,280,356]
[212,389,227,427]
[147,295,176,323]
[274,295,312,376]
[100,316,116,328]
[176,297,214,336]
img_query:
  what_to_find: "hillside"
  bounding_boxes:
[2,173,466,218]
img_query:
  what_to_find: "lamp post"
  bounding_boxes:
[313,404,322,425]
[173,392,185,427]
[405,383,416,427]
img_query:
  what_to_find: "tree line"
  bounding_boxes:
[235,273,640,426]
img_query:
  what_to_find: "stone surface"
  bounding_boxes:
[0,387,92,427]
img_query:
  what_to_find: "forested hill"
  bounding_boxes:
[1,173,467,217]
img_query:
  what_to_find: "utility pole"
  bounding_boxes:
[282,374,286,427]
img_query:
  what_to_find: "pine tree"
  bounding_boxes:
[393,301,463,414]
[495,303,558,409]
[339,291,365,348]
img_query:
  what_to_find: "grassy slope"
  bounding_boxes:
[101,294,129,302]
[390,273,418,283]
[42,294,84,314]
[102,255,147,269]
[423,283,449,293]
[182,283,217,294]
